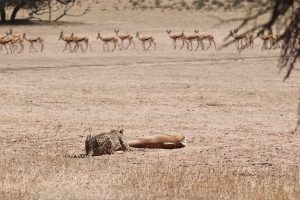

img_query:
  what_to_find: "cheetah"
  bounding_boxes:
[85,129,130,156]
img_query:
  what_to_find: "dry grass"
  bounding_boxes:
[123,164,300,200]
[0,154,299,200]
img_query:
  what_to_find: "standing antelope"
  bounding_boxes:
[114,29,135,49]
[0,37,12,54]
[232,29,254,49]
[59,31,76,52]
[194,30,216,50]
[201,35,216,50]
[136,32,156,50]
[166,30,185,49]
[72,34,90,53]
[182,31,200,51]
[247,32,254,48]
[270,33,283,50]
[228,29,249,50]
[6,29,22,39]
[10,36,24,54]
[259,32,273,50]
[22,33,44,52]
[3,29,24,53]
[96,33,120,52]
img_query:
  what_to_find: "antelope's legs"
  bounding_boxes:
[131,40,136,49]
[9,43,14,53]
[120,40,124,50]
[141,41,146,50]
[1,44,9,54]
[212,39,216,49]
[106,42,110,52]
[179,40,185,49]
[84,41,89,52]
[40,41,44,52]
[111,41,117,51]
[125,40,130,49]
[73,43,84,53]
[4,44,9,54]
[205,41,211,50]
[152,40,156,50]
[117,41,121,50]
[146,41,152,50]
[18,42,24,54]
[103,43,107,52]
[188,41,194,51]
[125,39,135,49]
[195,39,202,51]
[63,42,71,52]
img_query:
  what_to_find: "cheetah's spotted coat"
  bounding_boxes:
[85,129,130,156]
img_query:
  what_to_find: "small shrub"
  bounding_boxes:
[192,0,207,10]
[155,0,161,8]
[180,0,187,8]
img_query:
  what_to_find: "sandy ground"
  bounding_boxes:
[0,9,300,199]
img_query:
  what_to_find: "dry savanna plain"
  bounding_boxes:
[0,4,300,200]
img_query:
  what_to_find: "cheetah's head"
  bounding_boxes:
[85,134,92,156]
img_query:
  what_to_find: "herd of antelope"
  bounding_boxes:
[0,28,294,54]
[227,29,288,51]
[0,29,44,54]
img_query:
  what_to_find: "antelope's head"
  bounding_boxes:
[229,30,235,37]
[96,33,101,39]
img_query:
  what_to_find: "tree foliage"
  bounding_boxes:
[214,0,300,132]
[216,0,299,81]
[0,0,89,23]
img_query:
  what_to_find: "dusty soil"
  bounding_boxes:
[0,8,300,199]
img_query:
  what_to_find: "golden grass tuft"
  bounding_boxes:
[0,154,299,200]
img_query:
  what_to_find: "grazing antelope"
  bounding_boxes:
[22,33,44,52]
[136,32,156,50]
[59,31,76,52]
[72,34,90,53]
[114,29,135,49]
[96,33,120,52]
[166,30,185,49]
